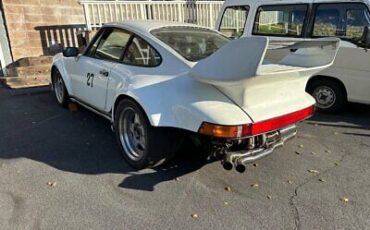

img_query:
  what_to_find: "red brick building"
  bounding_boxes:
[0,0,86,77]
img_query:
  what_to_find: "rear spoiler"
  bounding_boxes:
[189,37,340,85]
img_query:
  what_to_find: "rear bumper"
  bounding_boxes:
[222,124,297,172]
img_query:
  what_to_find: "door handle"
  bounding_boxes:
[99,69,109,77]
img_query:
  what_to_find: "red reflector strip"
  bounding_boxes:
[245,106,315,136]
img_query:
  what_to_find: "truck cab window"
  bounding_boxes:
[312,3,370,45]
[253,4,308,37]
[219,6,249,39]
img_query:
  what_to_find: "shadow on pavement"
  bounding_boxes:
[307,103,370,130]
[0,87,210,191]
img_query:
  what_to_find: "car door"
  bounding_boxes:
[311,2,370,104]
[70,27,132,112]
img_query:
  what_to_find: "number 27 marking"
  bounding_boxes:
[87,73,94,87]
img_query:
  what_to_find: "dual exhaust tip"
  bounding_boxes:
[223,161,246,173]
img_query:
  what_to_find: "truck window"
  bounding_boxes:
[253,4,308,37]
[312,3,370,44]
[219,6,249,39]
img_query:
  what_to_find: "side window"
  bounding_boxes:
[94,28,131,62]
[253,4,308,37]
[313,5,341,37]
[312,3,370,43]
[219,5,249,39]
[123,36,161,67]
[346,8,369,40]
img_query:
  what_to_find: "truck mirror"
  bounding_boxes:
[361,26,370,48]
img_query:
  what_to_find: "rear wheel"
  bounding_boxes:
[52,69,69,107]
[114,99,178,169]
[307,79,346,113]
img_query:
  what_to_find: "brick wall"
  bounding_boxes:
[2,0,86,61]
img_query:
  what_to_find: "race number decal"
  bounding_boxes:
[87,73,94,87]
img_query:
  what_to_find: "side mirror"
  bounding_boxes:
[63,47,79,57]
[361,26,370,48]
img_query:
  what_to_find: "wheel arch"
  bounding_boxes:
[306,75,348,100]
[112,94,153,126]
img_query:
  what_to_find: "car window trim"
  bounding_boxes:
[218,5,250,37]
[309,2,370,47]
[252,3,310,38]
[83,28,107,57]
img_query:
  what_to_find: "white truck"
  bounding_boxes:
[216,0,370,113]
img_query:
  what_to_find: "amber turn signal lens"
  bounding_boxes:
[198,123,248,138]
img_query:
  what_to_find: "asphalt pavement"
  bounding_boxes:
[0,85,370,230]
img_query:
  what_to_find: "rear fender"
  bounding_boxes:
[111,74,252,133]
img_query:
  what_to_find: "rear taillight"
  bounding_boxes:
[198,105,315,138]
[247,105,315,136]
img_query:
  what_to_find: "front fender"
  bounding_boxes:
[111,74,252,133]
[52,53,73,95]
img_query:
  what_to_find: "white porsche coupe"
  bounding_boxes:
[51,21,339,172]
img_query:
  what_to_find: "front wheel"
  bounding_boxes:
[114,99,178,169]
[52,69,69,107]
[307,79,346,113]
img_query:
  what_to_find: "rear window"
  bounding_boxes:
[253,4,308,37]
[151,27,229,62]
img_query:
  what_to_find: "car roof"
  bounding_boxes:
[104,20,208,35]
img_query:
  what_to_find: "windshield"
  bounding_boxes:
[151,27,230,62]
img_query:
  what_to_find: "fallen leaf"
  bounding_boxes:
[251,183,259,188]
[318,178,327,183]
[308,169,320,174]
[47,181,57,187]
[341,197,349,203]
[298,144,304,149]
[267,195,272,200]
[191,213,199,219]
[224,186,231,192]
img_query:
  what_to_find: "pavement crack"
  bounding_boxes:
[289,148,352,230]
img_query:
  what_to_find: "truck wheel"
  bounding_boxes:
[52,69,69,107]
[114,99,178,169]
[307,79,346,113]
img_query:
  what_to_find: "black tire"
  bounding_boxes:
[52,69,69,107]
[114,99,178,169]
[307,79,346,113]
